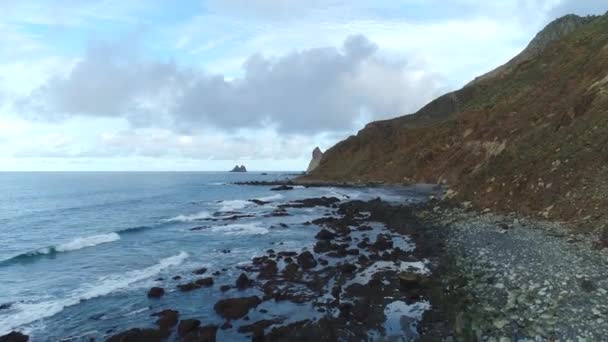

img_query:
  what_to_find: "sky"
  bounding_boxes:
[0,0,605,171]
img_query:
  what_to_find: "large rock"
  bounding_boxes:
[297,251,317,269]
[147,287,165,298]
[236,273,253,290]
[229,165,247,172]
[106,328,163,342]
[213,296,262,320]
[178,319,201,337]
[306,147,324,173]
[152,309,179,331]
[0,332,28,342]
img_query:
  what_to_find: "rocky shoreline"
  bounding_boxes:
[4,194,608,341]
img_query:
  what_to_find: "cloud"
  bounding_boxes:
[21,35,444,134]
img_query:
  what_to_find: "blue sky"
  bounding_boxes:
[0,0,605,171]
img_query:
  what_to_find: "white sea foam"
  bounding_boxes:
[219,200,251,212]
[55,233,120,252]
[0,252,188,335]
[164,211,210,222]
[255,194,284,202]
[384,300,431,337]
[345,260,430,287]
[211,223,269,235]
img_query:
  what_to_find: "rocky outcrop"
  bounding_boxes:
[0,332,28,342]
[230,165,247,172]
[213,296,262,319]
[300,13,608,227]
[306,147,324,173]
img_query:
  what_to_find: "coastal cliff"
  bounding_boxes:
[301,13,608,227]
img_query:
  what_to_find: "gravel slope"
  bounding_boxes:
[420,205,608,341]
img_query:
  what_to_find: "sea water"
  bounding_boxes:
[0,172,436,341]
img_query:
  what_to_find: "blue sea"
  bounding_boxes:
[0,172,435,341]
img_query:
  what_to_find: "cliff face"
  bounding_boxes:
[301,14,608,226]
[306,147,324,173]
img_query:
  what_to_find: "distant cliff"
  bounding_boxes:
[300,13,608,226]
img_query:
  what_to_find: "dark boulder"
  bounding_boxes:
[282,263,301,280]
[178,319,201,337]
[214,296,262,320]
[270,185,294,191]
[0,332,28,342]
[340,263,357,274]
[195,277,214,287]
[106,328,163,342]
[258,260,278,279]
[296,251,317,269]
[313,240,332,253]
[236,273,253,290]
[147,287,165,299]
[193,268,207,275]
[315,229,336,240]
[152,309,179,331]
[220,285,231,292]
[177,282,200,292]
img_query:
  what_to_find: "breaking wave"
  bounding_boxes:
[0,252,188,335]
[1,233,121,265]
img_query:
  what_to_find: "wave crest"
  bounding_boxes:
[0,252,188,335]
[1,233,121,265]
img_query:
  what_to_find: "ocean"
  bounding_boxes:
[0,172,436,341]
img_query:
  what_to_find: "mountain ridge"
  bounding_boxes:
[300,12,608,229]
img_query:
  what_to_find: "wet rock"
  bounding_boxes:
[252,330,265,342]
[278,251,297,257]
[249,199,270,206]
[340,263,357,274]
[152,309,179,331]
[172,275,182,280]
[237,319,282,333]
[346,248,360,256]
[214,296,262,320]
[284,257,293,263]
[297,251,317,269]
[0,332,28,342]
[0,302,13,311]
[314,240,332,253]
[195,277,214,287]
[315,229,336,240]
[372,234,393,251]
[177,282,199,292]
[280,197,340,208]
[331,285,341,300]
[399,272,427,290]
[106,328,163,342]
[197,325,218,342]
[178,319,201,337]
[580,279,596,292]
[220,285,231,292]
[236,273,253,290]
[220,322,232,330]
[190,226,209,231]
[212,271,221,276]
[271,185,294,191]
[282,263,301,280]
[147,287,165,299]
[259,260,278,279]
[221,249,231,254]
[267,208,290,217]
[318,258,329,266]
[193,268,208,275]
[339,303,353,318]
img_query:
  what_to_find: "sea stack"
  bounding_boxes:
[230,165,247,172]
[306,147,323,174]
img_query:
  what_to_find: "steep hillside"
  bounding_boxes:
[301,13,608,227]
